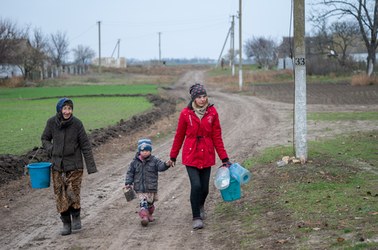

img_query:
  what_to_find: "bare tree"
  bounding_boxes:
[21,28,50,79]
[48,31,69,67]
[244,37,277,69]
[0,18,28,65]
[72,45,95,65]
[330,21,360,66]
[309,19,333,57]
[310,0,378,76]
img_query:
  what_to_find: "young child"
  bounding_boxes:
[125,138,172,226]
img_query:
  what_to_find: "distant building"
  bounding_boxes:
[92,57,127,68]
[0,39,31,78]
[276,35,376,69]
[0,64,23,79]
[277,57,294,70]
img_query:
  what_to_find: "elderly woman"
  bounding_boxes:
[41,97,97,236]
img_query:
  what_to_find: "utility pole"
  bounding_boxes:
[158,32,162,63]
[293,0,307,163]
[230,15,235,76]
[238,0,243,91]
[97,21,101,73]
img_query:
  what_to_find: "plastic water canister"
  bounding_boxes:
[229,163,251,185]
[214,166,230,190]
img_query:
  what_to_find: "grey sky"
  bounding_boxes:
[1,0,312,61]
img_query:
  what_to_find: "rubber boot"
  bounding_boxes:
[148,204,155,222]
[139,208,149,227]
[71,208,82,230]
[60,213,72,236]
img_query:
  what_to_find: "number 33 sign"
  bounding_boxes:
[295,58,305,65]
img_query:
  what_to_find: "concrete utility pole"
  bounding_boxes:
[238,0,243,91]
[158,32,162,63]
[293,0,307,163]
[97,21,101,73]
[230,15,235,76]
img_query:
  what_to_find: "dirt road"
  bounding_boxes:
[0,70,377,250]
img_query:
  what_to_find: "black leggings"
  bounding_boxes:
[186,166,211,219]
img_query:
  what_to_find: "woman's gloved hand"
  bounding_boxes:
[222,161,232,168]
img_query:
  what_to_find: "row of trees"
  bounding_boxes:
[0,18,96,80]
[242,0,377,76]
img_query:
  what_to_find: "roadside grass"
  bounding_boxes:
[308,111,378,121]
[213,131,378,249]
[0,84,158,155]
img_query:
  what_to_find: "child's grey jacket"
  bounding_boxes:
[125,153,170,193]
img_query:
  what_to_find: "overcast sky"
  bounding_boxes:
[1,0,313,61]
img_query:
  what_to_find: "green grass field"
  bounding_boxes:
[0,84,158,155]
[0,84,157,99]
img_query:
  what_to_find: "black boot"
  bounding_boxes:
[71,208,82,230]
[60,212,72,236]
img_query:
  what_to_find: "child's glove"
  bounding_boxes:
[125,184,133,189]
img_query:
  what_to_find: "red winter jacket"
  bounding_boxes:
[170,103,229,169]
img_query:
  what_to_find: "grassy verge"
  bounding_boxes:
[212,131,378,249]
[308,112,378,121]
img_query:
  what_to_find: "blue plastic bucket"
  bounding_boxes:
[220,177,241,202]
[229,163,251,185]
[27,162,52,189]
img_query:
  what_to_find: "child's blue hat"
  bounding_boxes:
[138,138,152,152]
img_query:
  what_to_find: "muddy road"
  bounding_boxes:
[0,70,377,250]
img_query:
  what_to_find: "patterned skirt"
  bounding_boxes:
[52,169,83,213]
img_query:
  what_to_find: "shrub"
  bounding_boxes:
[351,73,378,86]
[0,77,24,87]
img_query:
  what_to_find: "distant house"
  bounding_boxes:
[347,42,376,63]
[0,64,23,79]
[276,35,376,69]
[92,57,127,68]
[0,39,31,78]
[277,57,294,70]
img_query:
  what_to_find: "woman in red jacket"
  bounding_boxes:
[170,83,231,230]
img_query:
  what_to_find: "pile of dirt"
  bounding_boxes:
[0,94,176,187]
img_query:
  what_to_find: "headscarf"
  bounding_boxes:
[56,97,73,113]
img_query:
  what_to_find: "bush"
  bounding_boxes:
[351,73,378,86]
[0,76,24,87]
[306,55,362,76]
